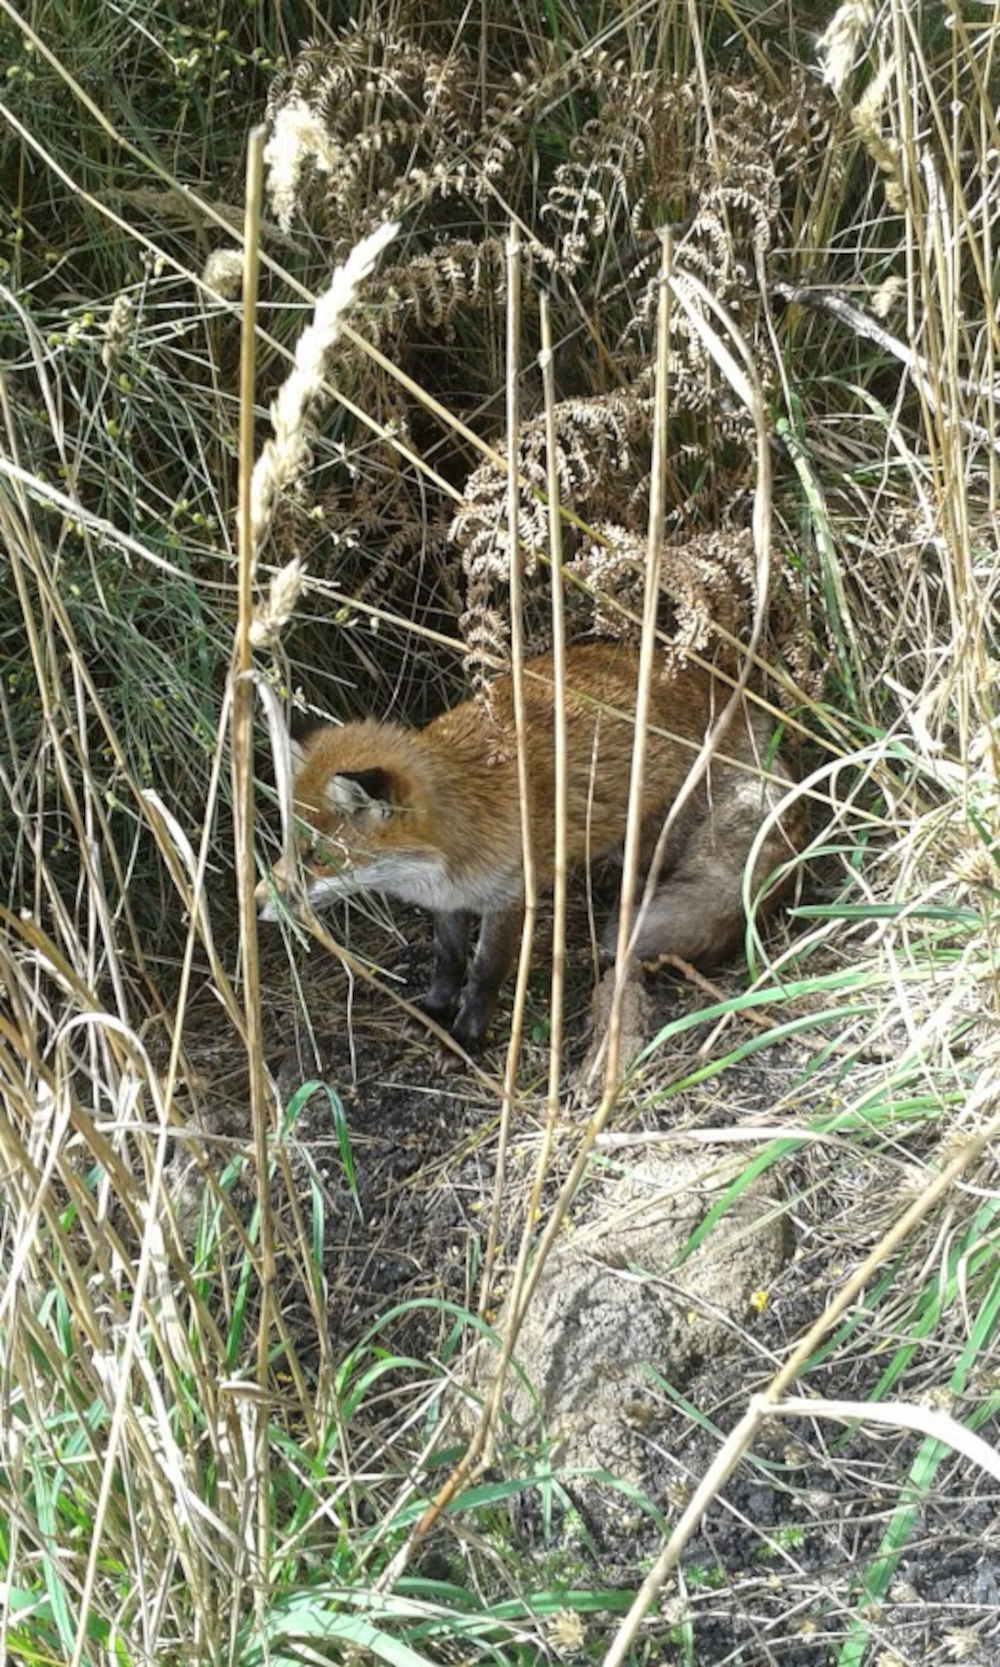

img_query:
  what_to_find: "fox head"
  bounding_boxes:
[255,725,453,920]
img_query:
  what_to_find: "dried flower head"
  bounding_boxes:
[871,272,905,319]
[942,1627,983,1661]
[202,248,245,298]
[950,841,999,892]
[249,557,308,649]
[544,1609,587,1657]
[102,292,135,370]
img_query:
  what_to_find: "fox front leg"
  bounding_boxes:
[451,906,524,1051]
[416,910,473,1026]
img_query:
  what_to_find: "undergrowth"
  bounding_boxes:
[1,1,998,1664]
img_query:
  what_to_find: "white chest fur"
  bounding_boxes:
[305,850,522,915]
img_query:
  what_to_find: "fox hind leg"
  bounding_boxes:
[605,771,801,967]
[607,857,748,966]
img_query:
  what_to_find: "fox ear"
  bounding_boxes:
[328,768,393,824]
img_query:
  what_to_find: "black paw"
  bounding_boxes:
[411,989,460,1027]
[449,992,495,1053]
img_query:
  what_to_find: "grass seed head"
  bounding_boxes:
[249,220,398,557]
[202,248,245,297]
[102,292,135,370]
[264,96,341,231]
[250,557,308,648]
[816,0,877,96]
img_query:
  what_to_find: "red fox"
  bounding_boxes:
[256,643,803,1048]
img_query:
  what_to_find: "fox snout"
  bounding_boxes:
[256,845,361,920]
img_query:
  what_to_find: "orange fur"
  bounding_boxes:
[257,644,804,1047]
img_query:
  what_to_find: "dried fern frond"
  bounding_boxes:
[453,384,656,685]
[258,34,830,695]
[568,526,759,668]
[266,30,830,328]
[264,28,478,249]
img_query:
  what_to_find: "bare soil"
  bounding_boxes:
[182,902,1000,1666]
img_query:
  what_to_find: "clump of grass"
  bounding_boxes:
[1,1,999,1664]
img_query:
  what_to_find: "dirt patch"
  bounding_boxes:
[182,910,1000,1666]
[474,1147,789,1484]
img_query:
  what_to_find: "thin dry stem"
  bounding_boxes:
[766,1396,1000,1484]
[604,229,674,1089]
[488,233,679,1376]
[623,261,774,961]
[230,128,278,1620]
[541,292,570,1135]
[479,226,534,1328]
[477,292,572,1462]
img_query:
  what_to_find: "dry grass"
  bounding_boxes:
[1,1,999,1663]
